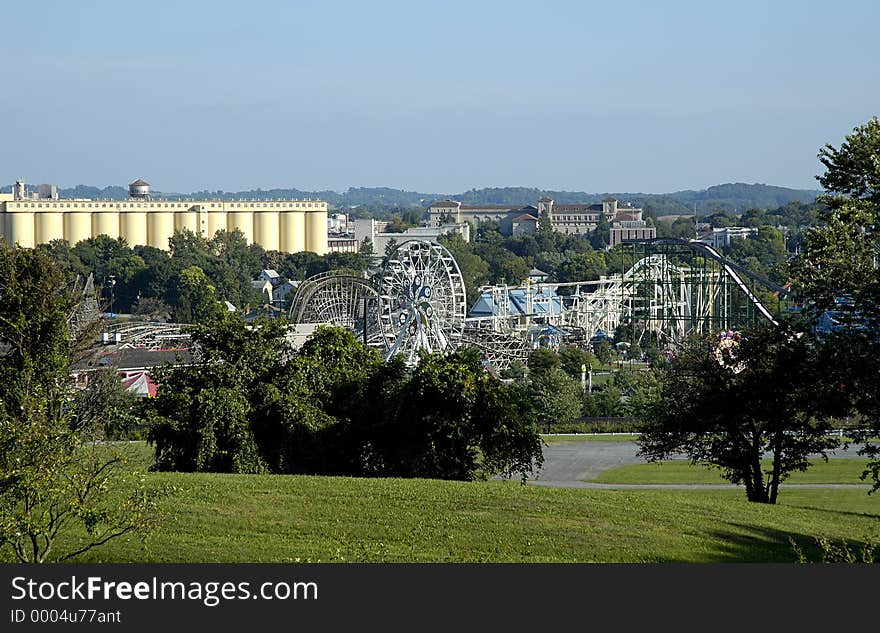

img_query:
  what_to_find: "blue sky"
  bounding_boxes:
[1,1,878,193]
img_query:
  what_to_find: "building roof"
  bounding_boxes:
[428,200,461,208]
[121,371,158,397]
[129,179,150,187]
[512,213,538,223]
[469,287,564,318]
[72,347,192,372]
[261,269,280,279]
[538,197,553,203]
[602,196,617,202]
[529,268,549,277]
[460,204,526,211]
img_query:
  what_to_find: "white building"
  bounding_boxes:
[711,226,758,248]
[352,218,470,260]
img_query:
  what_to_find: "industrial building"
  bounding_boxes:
[0,179,329,254]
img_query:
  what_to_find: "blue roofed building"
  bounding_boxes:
[469,285,569,347]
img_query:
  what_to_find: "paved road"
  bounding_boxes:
[527,440,649,484]
[526,438,868,489]
[529,481,871,490]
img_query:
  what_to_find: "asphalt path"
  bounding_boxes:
[528,440,649,484]
[527,438,870,490]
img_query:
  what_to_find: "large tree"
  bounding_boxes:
[639,324,845,503]
[793,116,880,490]
[531,367,583,433]
[0,244,159,562]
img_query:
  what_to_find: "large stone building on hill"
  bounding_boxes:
[426,196,655,246]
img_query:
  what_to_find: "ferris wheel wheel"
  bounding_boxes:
[378,240,467,365]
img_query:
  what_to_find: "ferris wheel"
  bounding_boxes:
[377,240,467,364]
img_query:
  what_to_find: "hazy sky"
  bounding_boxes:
[2,1,878,193]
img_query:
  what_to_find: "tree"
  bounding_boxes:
[531,367,583,433]
[359,237,375,257]
[594,340,613,365]
[793,117,880,491]
[639,324,845,503]
[581,385,621,417]
[527,348,560,378]
[473,243,530,285]
[817,116,880,206]
[558,345,594,379]
[165,265,224,324]
[437,233,489,304]
[381,238,399,268]
[132,295,172,321]
[372,348,542,480]
[383,215,417,233]
[727,225,788,282]
[668,216,696,240]
[590,212,610,250]
[148,315,290,473]
[69,236,147,313]
[555,251,606,283]
[0,243,160,562]
[72,368,142,439]
[500,360,528,382]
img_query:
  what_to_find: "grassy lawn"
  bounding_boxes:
[587,373,614,387]
[17,470,877,564]
[593,458,870,485]
[542,434,640,444]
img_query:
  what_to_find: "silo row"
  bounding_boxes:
[1,209,327,254]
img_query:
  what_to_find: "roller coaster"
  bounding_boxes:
[289,238,795,369]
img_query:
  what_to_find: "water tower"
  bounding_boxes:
[129,178,151,199]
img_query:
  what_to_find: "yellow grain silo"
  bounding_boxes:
[174,208,199,234]
[64,211,92,246]
[306,211,328,254]
[254,211,280,251]
[92,210,120,239]
[147,210,175,249]
[120,211,148,246]
[8,211,36,248]
[280,210,306,253]
[36,211,64,245]
[227,209,254,243]
[207,210,227,239]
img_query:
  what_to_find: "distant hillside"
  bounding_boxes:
[451,183,820,215]
[3,182,820,215]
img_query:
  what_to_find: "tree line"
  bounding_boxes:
[38,229,372,322]
[146,321,543,481]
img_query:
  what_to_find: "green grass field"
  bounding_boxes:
[7,442,872,564]
[593,458,870,485]
[24,469,877,564]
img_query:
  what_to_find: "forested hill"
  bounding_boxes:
[3,182,820,214]
[450,183,820,214]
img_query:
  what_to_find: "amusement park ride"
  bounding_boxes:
[289,238,796,370]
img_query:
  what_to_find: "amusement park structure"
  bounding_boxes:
[289,238,795,369]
